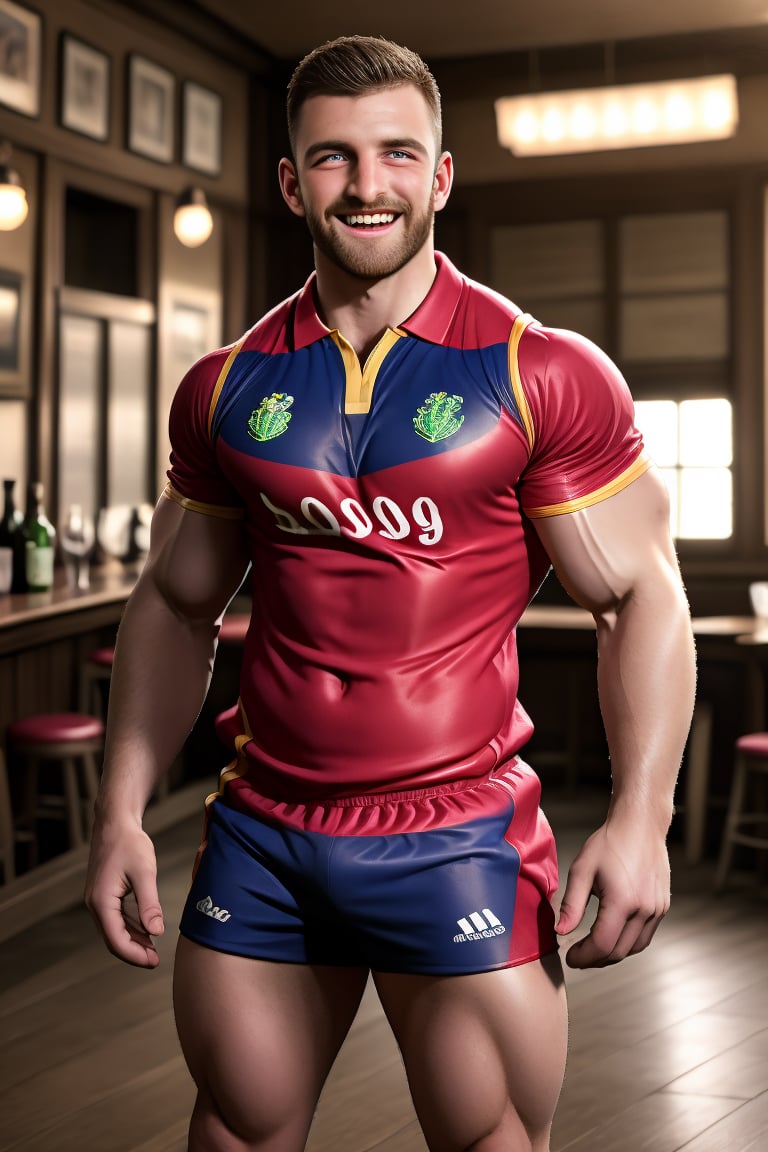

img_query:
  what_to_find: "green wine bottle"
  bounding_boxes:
[22,481,56,592]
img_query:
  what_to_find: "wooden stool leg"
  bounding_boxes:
[17,754,40,868]
[79,751,101,837]
[62,757,85,848]
[685,700,713,864]
[715,752,748,892]
[0,750,15,883]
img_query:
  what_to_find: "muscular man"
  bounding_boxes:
[86,35,696,1152]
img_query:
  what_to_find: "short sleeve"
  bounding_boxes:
[164,348,246,519]
[514,323,650,518]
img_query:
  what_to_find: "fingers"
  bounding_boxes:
[85,829,165,969]
[563,894,669,969]
[132,869,166,939]
[96,889,163,969]
[553,863,593,938]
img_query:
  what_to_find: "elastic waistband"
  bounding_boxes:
[215,759,541,837]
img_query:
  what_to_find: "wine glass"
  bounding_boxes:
[60,504,95,591]
[97,504,153,565]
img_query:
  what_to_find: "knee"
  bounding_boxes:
[188,1086,308,1152]
[458,1101,547,1152]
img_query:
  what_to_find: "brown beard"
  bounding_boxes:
[303,193,435,281]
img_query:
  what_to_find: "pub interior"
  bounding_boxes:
[0,2,767,1150]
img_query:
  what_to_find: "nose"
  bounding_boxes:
[345,155,384,205]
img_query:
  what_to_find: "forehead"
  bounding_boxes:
[293,84,437,161]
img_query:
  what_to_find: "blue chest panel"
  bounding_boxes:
[211,335,522,478]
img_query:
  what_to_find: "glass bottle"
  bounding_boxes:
[0,478,25,592]
[22,481,57,593]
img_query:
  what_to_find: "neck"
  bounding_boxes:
[314,245,437,362]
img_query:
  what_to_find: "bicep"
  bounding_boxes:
[141,495,250,621]
[532,468,680,616]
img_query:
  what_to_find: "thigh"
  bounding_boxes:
[374,952,567,1152]
[174,936,368,1151]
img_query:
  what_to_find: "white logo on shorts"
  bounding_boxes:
[196,895,231,923]
[453,907,506,943]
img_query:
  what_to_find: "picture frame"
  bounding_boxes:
[0,0,41,118]
[127,54,174,163]
[60,33,110,142]
[0,267,24,398]
[182,81,222,176]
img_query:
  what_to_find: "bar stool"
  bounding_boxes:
[218,613,250,647]
[6,712,105,863]
[79,645,115,717]
[715,732,768,891]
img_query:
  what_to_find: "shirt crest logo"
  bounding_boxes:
[413,391,464,443]
[247,393,294,441]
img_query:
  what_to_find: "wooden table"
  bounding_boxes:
[519,606,768,863]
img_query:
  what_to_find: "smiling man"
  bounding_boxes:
[86,35,696,1152]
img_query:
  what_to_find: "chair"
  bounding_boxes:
[715,732,768,891]
[6,712,105,864]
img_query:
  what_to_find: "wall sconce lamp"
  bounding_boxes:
[495,73,738,157]
[173,186,213,247]
[0,143,29,231]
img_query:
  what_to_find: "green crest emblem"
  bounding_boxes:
[413,391,464,443]
[247,393,294,442]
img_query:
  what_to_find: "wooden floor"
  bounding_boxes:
[1,793,766,1152]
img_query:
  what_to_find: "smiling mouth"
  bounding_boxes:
[341,212,398,228]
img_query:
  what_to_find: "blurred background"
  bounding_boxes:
[0,5,767,1150]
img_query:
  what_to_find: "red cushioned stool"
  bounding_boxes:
[715,732,768,891]
[7,712,104,863]
[217,614,250,646]
[78,645,115,717]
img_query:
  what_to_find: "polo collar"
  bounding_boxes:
[290,252,466,351]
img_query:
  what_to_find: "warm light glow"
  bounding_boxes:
[495,74,738,156]
[0,181,28,230]
[173,189,214,248]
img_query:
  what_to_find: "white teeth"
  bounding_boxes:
[345,212,395,226]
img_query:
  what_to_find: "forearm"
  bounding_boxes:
[596,572,696,831]
[96,575,219,822]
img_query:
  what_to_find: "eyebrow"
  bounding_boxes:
[303,137,430,162]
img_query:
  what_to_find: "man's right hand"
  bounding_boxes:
[85,819,165,968]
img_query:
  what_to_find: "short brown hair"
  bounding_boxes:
[286,35,442,156]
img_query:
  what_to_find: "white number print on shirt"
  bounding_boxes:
[260,491,444,546]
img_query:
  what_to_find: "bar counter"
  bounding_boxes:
[0,562,143,780]
[0,560,140,656]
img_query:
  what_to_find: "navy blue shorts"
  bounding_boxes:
[179,765,559,975]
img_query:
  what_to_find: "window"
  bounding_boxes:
[634,398,733,539]
[58,289,155,526]
[491,219,606,348]
[491,209,732,541]
[619,212,729,362]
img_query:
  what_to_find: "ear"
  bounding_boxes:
[278,157,305,217]
[432,151,454,213]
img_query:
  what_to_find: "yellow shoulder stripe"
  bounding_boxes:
[524,452,652,518]
[207,336,248,439]
[163,482,244,520]
[508,313,537,454]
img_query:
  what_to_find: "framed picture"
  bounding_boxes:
[0,266,21,396]
[182,81,222,176]
[127,54,174,163]
[0,0,41,118]
[60,34,110,141]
